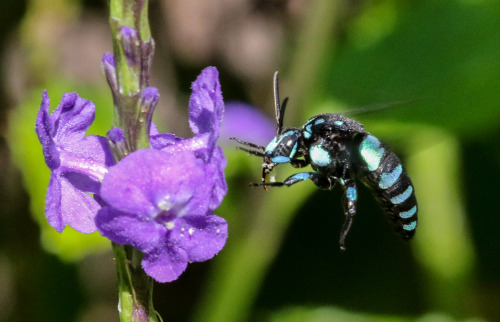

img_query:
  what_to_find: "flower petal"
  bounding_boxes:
[188,67,224,148]
[52,93,96,145]
[205,147,227,210]
[95,207,163,253]
[142,244,188,283]
[171,214,228,262]
[36,91,60,169]
[150,132,183,150]
[158,133,209,157]
[100,149,205,218]
[60,135,114,179]
[36,92,112,176]
[59,175,100,233]
[45,171,100,233]
[75,135,114,166]
[141,87,159,136]
[45,173,64,232]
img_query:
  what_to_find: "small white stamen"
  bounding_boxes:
[188,228,195,236]
[166,221,175,230]
[157,196,171,211]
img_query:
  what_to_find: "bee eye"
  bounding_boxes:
[321,125,333,133]
[320,129,332,136]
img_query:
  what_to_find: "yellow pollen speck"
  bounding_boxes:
[166,222,175,230]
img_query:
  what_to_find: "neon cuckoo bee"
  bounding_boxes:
[231,72,418,250]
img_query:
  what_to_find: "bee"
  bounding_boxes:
[232,72,417,250]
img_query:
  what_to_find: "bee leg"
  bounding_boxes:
[252,172,334,189]
[339,180,357,251]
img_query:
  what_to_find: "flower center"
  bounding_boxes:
[165,221,175,230]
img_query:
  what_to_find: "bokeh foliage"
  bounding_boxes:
[2,0,500,321]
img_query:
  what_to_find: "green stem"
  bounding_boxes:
[113,244,158,321]
[109,0,153,151]
[108,1,158,320]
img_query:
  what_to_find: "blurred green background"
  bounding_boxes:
[1,0,500,321]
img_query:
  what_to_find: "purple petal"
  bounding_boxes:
[219,102,275,146]
[100,149,205,217]
[45,171,99,233]
[158,133,209,156]
[188,67,224,148]
[95,207,164,253]
[150,132,183,150]
[205,147,227,210]
[53,93,96,145]
[141,87,159,136]
[102,53,117,92]
[119,26,139,66]
[107,127,125,144]
[171,214,228,262]
[55,136,112,181]
[102,52,115,67]
[107,128,128,160]
[36,92,60,169]
[142,244,188,283]
[36,92,112,176]
[59,176,99,233]
[63,171,101,194]
[65,134,114,167]
[150,122,159,136]
[156,141,227,213]
[45,173,64,232]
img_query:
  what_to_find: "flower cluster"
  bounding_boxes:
[36,67,228,282]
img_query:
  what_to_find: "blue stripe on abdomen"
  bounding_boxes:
[359,135,385,171]
[379,164,402,189]
[390,185,413,204]
[403,220,417,231]
[399,205,417,219]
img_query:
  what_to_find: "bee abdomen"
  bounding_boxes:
[356,134,418,240]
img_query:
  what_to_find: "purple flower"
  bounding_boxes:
[36,67,227,282]
[35,91,114,233]
[96,67,228,282]
[219,102,275,146]
[150,67,227,211]
[96,150,227,282]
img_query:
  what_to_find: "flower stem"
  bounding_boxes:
[107,0,159,320]
[108,0,155,151]
[113,243,158,322]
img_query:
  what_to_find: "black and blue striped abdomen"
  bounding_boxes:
[355,134,418,240]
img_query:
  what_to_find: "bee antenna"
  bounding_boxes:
[273,71,288,136]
